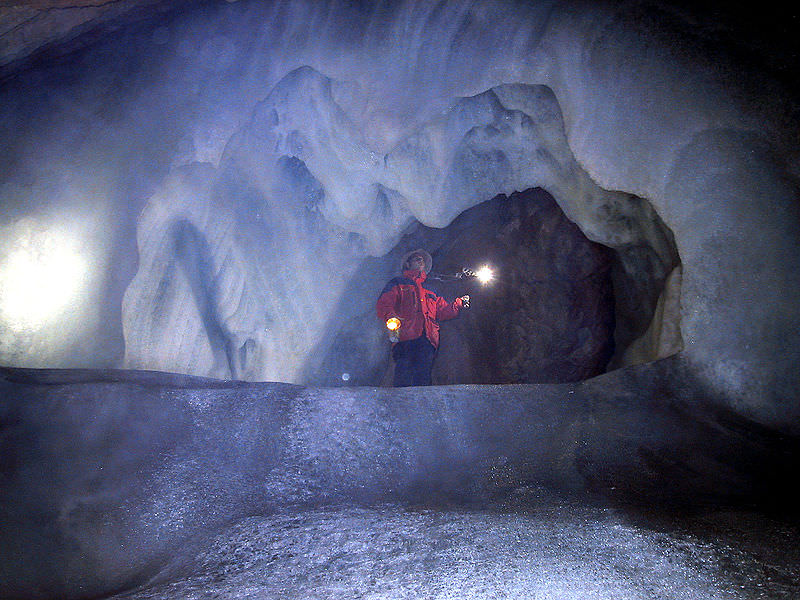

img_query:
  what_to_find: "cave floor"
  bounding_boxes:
[111,489,799,600]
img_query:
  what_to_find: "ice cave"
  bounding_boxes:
[1,1,799,598]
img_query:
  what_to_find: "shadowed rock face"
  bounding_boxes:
[0,1,181,71]
[434,189,618,384]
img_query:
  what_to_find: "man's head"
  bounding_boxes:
[401,249,432,274]
[407,253,426,271]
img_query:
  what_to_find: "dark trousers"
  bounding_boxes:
[392,335,437,387]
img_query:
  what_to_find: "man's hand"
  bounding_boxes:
[460,295,470,308]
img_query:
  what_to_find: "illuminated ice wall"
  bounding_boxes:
[0,0,798,428]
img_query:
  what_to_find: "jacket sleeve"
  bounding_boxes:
[435,295,462,321]
[376,285,400,322]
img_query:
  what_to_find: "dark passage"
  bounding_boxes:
[430,188,616,384]
[306,188,631,386]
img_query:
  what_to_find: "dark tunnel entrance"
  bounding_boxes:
[304,187,681,386]
[431,188,616,384]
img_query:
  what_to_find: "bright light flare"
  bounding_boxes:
[386,317,401,331]
[476,266,494,285]
[0,233,87,331]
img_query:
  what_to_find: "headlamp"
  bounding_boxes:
[475,266,494,285]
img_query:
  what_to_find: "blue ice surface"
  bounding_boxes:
[113,491,797,600]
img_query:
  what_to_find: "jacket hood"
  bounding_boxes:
[400,248,433,273]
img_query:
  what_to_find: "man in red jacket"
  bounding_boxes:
[376,249,469,386]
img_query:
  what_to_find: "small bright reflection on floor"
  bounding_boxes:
[112,489,798,600]
[0,230,87,331]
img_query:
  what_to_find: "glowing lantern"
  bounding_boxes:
[385,317,401,342]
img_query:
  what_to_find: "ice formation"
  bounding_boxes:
[0,1,798,422]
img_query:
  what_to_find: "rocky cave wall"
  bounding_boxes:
[0,0,798,429]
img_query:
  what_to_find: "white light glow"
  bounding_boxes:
[476,266,494,285]
[0,232,87,331]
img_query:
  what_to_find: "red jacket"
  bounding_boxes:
[376,269,463,348]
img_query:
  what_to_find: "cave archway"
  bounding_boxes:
[119,71,686,387]
[303,184,681,386]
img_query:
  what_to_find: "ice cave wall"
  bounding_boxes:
[0,0,798,428]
